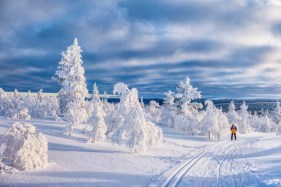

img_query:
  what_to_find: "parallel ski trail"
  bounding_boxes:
[161,142,220,187]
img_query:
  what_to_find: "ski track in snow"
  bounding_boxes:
[158,140,264,187]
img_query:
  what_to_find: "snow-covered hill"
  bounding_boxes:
[0,117,280,186]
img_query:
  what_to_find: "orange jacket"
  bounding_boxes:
[231,126,237,133]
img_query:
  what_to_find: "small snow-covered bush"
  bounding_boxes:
[11,108,31,120]
[0,123,48,170]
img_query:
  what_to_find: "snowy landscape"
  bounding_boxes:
[2,0,281,187]
[0,38,281,186]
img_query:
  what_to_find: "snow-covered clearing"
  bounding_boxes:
[0,117,281,187]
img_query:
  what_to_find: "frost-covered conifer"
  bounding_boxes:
[227,101,240,125]
[173,77,202,135]
[145,100,161,123]
[175,76,201,108]
[112,83,162,153]
[53,38,88,135]
[200,100,228,141]
[238,102,251,134]
[88,84,107,142]
[88,103,107,142]
[160,91,176,128]
[272,100,281,125]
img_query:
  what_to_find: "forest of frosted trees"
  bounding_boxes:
[1,38,281,154]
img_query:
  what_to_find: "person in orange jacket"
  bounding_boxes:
[230,124,237,141]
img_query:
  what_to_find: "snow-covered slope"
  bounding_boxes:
[0,117,281,186]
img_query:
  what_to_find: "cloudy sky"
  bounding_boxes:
[1,0,281,98]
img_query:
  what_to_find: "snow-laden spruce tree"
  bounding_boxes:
[276,121,281,136]
[227,101,240,125]
[53,38,88,135]
[103,99,117,135]
[112,82,163,153]
[88,102,107,142]
[86,83,100,118]
[0,88,11,117]
[145,100,161,124]
[160,90,176,128]
[272,100,281,125]
[88,84,107,142]
[200,100,228,141]
[238,101,251,134]
[173,77,203,135]
[175,77,201,108]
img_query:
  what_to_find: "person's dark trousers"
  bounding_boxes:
[231,133,236,140]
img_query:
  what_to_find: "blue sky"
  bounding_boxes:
[1,0,281,98]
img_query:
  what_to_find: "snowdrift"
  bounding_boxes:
[0,122,48,171]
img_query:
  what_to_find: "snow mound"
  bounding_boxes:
[0,122,48,170]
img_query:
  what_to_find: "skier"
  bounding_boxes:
[230,124,237,141]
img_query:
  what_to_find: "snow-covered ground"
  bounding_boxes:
[0,117,281,187]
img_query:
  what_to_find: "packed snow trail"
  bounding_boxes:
[161,143,219,187]
[159,138,265,187]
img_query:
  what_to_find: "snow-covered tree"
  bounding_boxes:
[160,77,203,135]
[160,90,176,128]
[112,83,163,153]
[86,83,100,118]
[272,100,281,125]
[175,76,201,108]
[276,121,281,136]
[87,84,107,142]
[238,102,251,134]
[145,100,161,124]
[88,102,107,142]
[200,100,228,141]
[53,38,88,135]
[173,77,203,135]
[227,101,240,125]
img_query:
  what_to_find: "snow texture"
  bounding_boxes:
[53,38,88,135]
[112,83,163,153]
[0,122,48,171]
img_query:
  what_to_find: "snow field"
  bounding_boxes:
[0,118,281,186]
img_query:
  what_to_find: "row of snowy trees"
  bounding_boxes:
[157,80,281,140]
[2,38,281,154]
[0,88,58,120]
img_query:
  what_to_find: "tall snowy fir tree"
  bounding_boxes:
[160,90,176,128]
[53,38,89,135]
[238,101,251,134]
[173,77,203,135]
[227,101,240,125]
[272,100,281,125]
